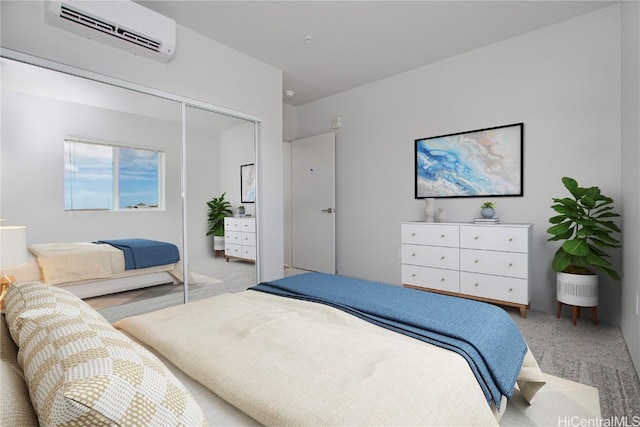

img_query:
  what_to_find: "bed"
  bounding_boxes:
[26,238,181,298]
[2,275,546,426]
[114,272,547,426]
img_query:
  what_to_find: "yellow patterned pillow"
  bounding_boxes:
[1,315,38,426]
[5,280,108,339]
[5,282,207,426]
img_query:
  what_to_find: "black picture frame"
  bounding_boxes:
[241,163,255,203]
[415,123,524,199]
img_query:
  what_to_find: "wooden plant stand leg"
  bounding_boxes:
[557,301,598,326]
[572,306,580,326]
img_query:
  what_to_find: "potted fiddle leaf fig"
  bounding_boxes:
[547,177,621,314]
[207,192,233,252]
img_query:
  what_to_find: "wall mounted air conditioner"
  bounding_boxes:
[45,0,176,63]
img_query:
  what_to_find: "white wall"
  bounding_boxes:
[220,123,256,216]
[282,103,298,268]
[620,1,640,375]
[186,123,222,260]
[0,0,284,281]
[294,6,623,323]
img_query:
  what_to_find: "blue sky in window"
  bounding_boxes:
[64,142,113,210]
[64,142,159,210]
[119,148,159,208]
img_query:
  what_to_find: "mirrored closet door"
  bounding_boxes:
[184,105,257,300]
[0,54,258,320]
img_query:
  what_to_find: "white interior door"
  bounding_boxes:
[291,132,335,274]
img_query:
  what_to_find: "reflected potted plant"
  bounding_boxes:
[547,177,621,316]
[207,192,233,252]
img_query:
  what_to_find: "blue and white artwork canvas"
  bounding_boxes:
[241,163,256,203]
[415,123,523,198]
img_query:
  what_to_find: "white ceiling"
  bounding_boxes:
[139,1,617,106]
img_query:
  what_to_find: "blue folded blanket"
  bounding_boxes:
[251,272,527,407]
[95,238,180,270]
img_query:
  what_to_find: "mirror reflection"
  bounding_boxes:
[185,105,257,301]
[0,57,257,321]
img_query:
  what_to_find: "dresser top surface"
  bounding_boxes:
[401,221,532,228]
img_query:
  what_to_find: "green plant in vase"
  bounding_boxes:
[547,177,621,280]
[480,201,496,219]
[206,192,233,237]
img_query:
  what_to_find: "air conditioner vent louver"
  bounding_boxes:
[60,4,161,52]
[45,0,175,62]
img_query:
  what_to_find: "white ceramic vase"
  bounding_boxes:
[424,198,435,222]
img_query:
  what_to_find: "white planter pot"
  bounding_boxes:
[213,235,225,251]
[556,271,598,307]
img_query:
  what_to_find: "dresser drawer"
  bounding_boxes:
[224,217,242,232]
[402,264,459,293]
[401,223,459,247]
[460,249,528,279]
[401,244,459,270]
[242,232,256,247]
[241,245,256,260]
[225,231,242,244]
[225,243,242,258]
[460,272,528,304]
[459,226,529,253]
[241,218,256,232]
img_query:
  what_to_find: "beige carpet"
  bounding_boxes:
[501,373,600,426]
[191,272,223,286]
[86,272,223,311]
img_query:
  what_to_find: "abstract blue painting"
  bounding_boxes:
[241,163,256,203]
[415,123,523,198]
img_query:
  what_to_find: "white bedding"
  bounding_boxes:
[20,243,179,299]
[30,242,126,284]
[116,290,546,426]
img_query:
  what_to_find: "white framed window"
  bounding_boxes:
[64,137,165,211]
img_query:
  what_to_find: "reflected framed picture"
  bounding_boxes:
[241,163,255,203]
[415,123,523,199]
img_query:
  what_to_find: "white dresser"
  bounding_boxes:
[224,217,256,262]
[401,222,532,317]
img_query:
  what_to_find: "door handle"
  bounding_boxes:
[321,208,334,213]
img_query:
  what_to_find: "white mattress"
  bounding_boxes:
[5,248,179,299]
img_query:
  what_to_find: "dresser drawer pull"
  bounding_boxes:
[474,259,479,264]
[474,283,479,287]
[411,253,416,257]
[509,262,513,267]
[509,288,513,292]
[474,236,479,240]
[509,238,513,242]
[440,278,446,282]
[411,274,416,277]
[440,256,445,260]
[440,234,445,238]
[411,232,416,236]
